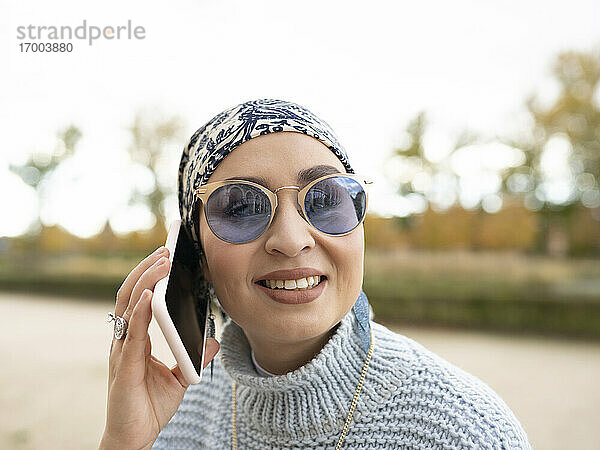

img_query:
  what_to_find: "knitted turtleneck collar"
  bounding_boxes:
[218,308,407,441]
[250,349,277,377]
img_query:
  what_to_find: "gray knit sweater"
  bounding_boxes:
[152,308,531,449]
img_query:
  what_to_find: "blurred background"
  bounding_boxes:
[2,0,599,449]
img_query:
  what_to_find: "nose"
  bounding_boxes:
[263,187,315,257]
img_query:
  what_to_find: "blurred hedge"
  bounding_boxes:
[365,275,600,339]
[1,250,599,339]
[364,250,600,339]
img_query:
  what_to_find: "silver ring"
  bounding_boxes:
[107,312,128,339]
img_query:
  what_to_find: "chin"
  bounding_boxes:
[265,311,339,342]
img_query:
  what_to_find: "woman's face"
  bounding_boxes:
[198,131,364,344]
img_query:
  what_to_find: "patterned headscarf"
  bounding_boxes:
[178,98,354,255]
[177,98,372,353]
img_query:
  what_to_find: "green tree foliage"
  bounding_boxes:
[502,49,600,253]
[9,125,82,232]
[389,112,478,212]
[388,49,600,254]
[126,109,186,233]
[504,49,600,210]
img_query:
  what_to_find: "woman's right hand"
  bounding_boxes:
[99,247,220,450]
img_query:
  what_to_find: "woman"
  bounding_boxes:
[100,99,531,449]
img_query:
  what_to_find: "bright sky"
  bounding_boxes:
[2,0,599,238]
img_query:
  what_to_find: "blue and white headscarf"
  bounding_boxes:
[178,98,355,247]
[177,98,371,353]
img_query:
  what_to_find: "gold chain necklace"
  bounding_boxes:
[232,329,374,450]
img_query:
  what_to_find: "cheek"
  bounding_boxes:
[330,228,364,304]
[200,215,249,278]
[204,240,254,309]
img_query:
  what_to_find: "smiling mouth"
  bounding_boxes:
[256,276,327,290]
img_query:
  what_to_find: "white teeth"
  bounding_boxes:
[263,276,322,290]
[296,278,309,289]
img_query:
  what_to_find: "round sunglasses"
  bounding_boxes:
[193,173,374,244]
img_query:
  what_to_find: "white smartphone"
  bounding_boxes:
[151,218,210,385]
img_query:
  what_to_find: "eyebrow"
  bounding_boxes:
[224,165,342,188]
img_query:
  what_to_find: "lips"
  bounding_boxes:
[256,277,327,304]
[254,267,326,283]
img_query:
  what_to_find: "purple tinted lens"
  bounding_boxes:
[304,176,366,235]
[205,183,272,243]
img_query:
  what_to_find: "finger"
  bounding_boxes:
[111,255,170,359]
[170,364,189,389]
[145,334,152,358]
[114,247,168,317]
[124,256,171,323]
[119,289,153,386]
[112,254,168,357]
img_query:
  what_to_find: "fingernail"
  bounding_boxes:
[154,246,165,255]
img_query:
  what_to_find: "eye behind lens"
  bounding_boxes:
[205,183,272,243]
[304,177,366,235]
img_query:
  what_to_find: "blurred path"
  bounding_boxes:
[0,292,179,450]
[0,293,598,449]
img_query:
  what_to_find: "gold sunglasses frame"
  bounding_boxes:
[193,173,374,244]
